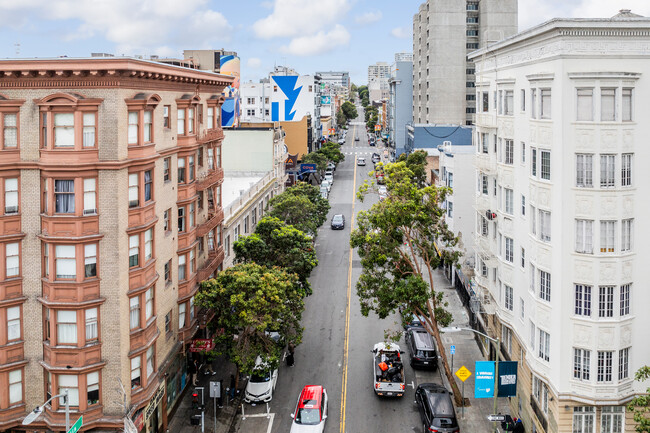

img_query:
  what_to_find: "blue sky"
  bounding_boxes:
[1,0,649,85]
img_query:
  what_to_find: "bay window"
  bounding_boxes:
[58,375,79,406]
[4,178,18,214]
[54,179,75,213]
[189,202,195,228]
[178,255,186,281]
[207,148,214,170]
[576,154,593,187]
[127,112,139,144]
[189,156,195,181]
[82,113,96,147]
[207,107,215,129]
[54,113,75,147]
[145,287,154,321]
[131,357,141,389]
[129,297,140,330]
[9,369,22,404]
[146,345,155,378]
[83,178,96,215]
[188,107,195,134]
[600,221,615,253]
[7,306,20,341]
[144,170,152,202]
[178,207,186,232]
[178,303,186,329]
[85,307,98,342]
[87,372,99,406]
[177,109,185,135]
[5,242,19,278]
[125,94,159,145]
[55,245,76,279]
[601,88,616,121]
[576,88,593,121]
[2,112,18,149]
[143,110,153,143]
[178,158,186,184]
[84,244,97,278]
[57,310,77,345]
[37,94,101,150]
[622,88,632,121]
[600,154,616,188]
[129,235,139,268]
[144,228,153,261]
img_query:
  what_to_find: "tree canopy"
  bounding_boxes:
[301,151,328,172]
[341,101,358,121]
[350,158,463,404]
[397,149,429,187]
[301,141,345,172]
[234,216,318,295]
[336,108,347,128]
[196,263,304,375]
[628,366,650,432]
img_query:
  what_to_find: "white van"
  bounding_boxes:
[244,357,278,403]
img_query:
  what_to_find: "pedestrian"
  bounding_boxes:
[287,342,295,367]
[229,374,236,399]
[190,358,199,386]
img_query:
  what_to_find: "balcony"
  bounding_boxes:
[196,207,224,238]
[198,306,215,329]
[197,129,224,144]
[474,154,496,175]
[197,247,224,282]
[196,167,224,191]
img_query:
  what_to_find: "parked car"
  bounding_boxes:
[331,214,345,230]
[338,138,345,145]
[414,383,460,433]
[355,136,360,141]
[357,157,366,166]
[320,186,328,199]
[290,385,328,433]
[371,153,381,163]
[321,179,331,192]
[405,328,438,370]
[244,357,279,403]
[324,172,333,185]
[327,162,336,171]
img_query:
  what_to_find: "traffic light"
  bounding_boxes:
[191,393,199,410]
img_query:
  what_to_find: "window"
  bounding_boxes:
[529,320,535,350]
[144,170,152,202]
[539,210,551,242]
[600,155,615,188]
[57,310,77,344]
[621,219,632,252]
[190,249,196,273]
[466,29,478,36]
[54,180,75,213]
[177,157,186,184]
[620,284,630,316]
[539,270,551,302]
[601,88,616,121]
[143,110,152,143]
[576,88,593,121]
[501,325,512,353]
[84,244,97,278]
[531,148,537,177]
[145,287,154,321]
[573,407,595,433]
[597,351,613,382]
[600,221,615,253]
[481,175,488,194]
[131,356,141,389]
[505,285,513,311]
[189,156,195,182]
[504,189,513,214]
[178,207,186,233]
[618,348,629,380]
[58,375,79,407]
[504,140,513,164]
[575,284,592,316]
[55,245,76,279]
[178,255,186,281]
[505,237,514,263]
[246,109,255,116]
[163,157,171,182]
[207,148,214,170]
[531,88,537,118]
[164,259,171,284]
[127,111,139,144]
[146,345,155,378]
[622,88,632,121]
[521,142,525,163]
[447,202,453,218]
[2,113,18,149]
[54,113,75,147]
[601,406,624,433]
[177,109,185,135]
[520,297,525,320]
[129,297,140,330]
[538,329,550,361]
[178,303,186,329]
[540,150,551,180]
[85,308,97,341]
[163,209,170,232]
[520,89,526,111]
[621,153,632,187]
[190,296,195,321]
[481,133,488,153]
[87,371,99,406]
[505,90,513,115]
[498,90,503,114]
[165,310,172,334]
[598,286,614,318]
[481,92,489,112]
[5,242,19,277]
[189,203,195,228]
[575,220,593,254]
[129,235,139,268]
[7,306,20,341]
[531,205,536,235]
[573,348,591,380]
[82,178,96,215]
[163,105,170,128]
[207,107,214,129]
[9,369,22,404]
[4,178,18,214]
[128,174,139,208]
[521,247,525,268]
[540,88,551,119]
[576,154,593,187]
[188,108,195,134]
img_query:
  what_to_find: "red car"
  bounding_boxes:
[290,385,328,433]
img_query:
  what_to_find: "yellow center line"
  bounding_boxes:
[340,124,357,433]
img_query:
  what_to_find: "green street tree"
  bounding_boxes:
[280,182,330,229]
[301,151,328,172]
[268,193,320,237]
[628,366,650,432]
[318,141,345,164]
[336,108,347,128]
[350,159,464,405]
[195,263,304,379]
[341,101,358,121]
[397,149,428,187]
[234,216,318,295]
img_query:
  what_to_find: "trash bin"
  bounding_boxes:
[190,414,201,425]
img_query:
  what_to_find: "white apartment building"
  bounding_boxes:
[368,62,391,101]
[469,12,649,433]
[240,80,272,122]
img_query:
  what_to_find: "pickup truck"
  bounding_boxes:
[372,342,405,397]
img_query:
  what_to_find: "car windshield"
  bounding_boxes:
[432,417,458,428]
[295,406,320,425]
[250,370,270,383]
[333,216,343,223]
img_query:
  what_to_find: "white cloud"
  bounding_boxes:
[355,10,382,25]
[281,24,350,56]
[0,0,233,54]
[247,57,262,69]
[253,0,350,39]
[391,27,410,39]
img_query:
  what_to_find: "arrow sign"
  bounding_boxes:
[487,414,506,422]
[67,416,83,433]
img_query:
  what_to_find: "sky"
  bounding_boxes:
[1,0,650,85]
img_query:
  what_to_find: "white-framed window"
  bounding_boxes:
[504,139,513,164]
[539,210,551,242]
[520,297,525,320]
[598,286,614,318]
[601,406,624,433]
[58,374,79,406]
[505,237,514,263]
[575,220,593,254]
[576,154,593,187]
[177,109,185,135]
[57,310,77,345]
[622,88,633,121]
[600,221,615,253]
[179,303,186,329]
[574,284,592,316]
[540,88,551,119]
[55,245,76,279]
[573,348,591,380]
[504,285,513,311]
[618,348,630,381]
[129,296,140,330]
[573,407,595,433]
[131,356,141,389]
[538,329,550,361]
[128,173,139,208]
[85,307,97,341]
[520,89,526,111]
[531,88,537,118]
[4,178,18,214]
[146,345,155,378]
[144,228,153,261]
[621,219,633,252]
[127,111,139,144]
[600,154,616,188]
[597,351,613,382]
[520,142,526,164]
[540,150,551,180]
[621,153,632,187]
[84,244,97,278]
[504,189,513,214]
[601,88,616,121]
[529,320,535,350]
[529,264,536,293]
[539,270,551,302]
[7,306,20,341]
[576,88,593,121]
[5,242,19,277]
[207,107,215,129]
[129,235,139,267]
[620,284,630,316]
[532,375,549,414]
[9,369,22,404]
[505,90,513,115]
[87,371,99,406]
[145,287,154,321]
[531,148,537,177]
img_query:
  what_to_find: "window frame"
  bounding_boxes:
[1,104,22,150]
[125,94,160,146]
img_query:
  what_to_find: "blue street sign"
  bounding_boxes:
[450,345,456,355]
[300,163,317,173]
[475,361,495,398]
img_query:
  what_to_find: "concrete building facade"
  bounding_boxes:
[469,13,650,433]
[0,58,231,432]
[388,54,414,154]
[412,0,517,125]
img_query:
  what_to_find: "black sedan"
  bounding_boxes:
[330,214,345,230]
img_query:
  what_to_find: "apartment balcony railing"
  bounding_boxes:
[196,167,224,191]
[197,129,224,144]
[474,153,496,175]
[197,247,224,282]
[196,207,224,238]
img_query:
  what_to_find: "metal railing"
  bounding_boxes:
[223,172,276,220]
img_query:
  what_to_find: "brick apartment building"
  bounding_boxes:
[0,58,232,432]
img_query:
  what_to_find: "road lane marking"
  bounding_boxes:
[340,124,357,433]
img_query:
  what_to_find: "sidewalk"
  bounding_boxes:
[166,355,242,433]
[432,267,511,432]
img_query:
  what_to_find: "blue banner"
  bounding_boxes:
[475,361,495,398]
[497,361,518,397]
[300,163,317,173]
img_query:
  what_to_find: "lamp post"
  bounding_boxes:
[22,389,70,431]
[441,326,500,433]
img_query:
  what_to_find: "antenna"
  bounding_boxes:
[14,43,20,57]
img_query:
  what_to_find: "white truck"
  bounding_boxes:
[372,342,405,397]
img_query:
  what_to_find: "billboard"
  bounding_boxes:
[271,75,315,122]
[320,95,332,105]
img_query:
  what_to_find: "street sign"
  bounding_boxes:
[487,414,506,422]
[450,345,456,354]
[455,366,472,382]
[209,381,221,399]
[300,163,317,173]
[475,361,495,398]
[67,416,83,433]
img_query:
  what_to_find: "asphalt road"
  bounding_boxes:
[240,109,444,433]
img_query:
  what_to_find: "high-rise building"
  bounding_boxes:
[469,12,649,433]
[368,62,391,101]
[0,58,231,432]
[388,54,413,155]
[413,0,517,125]
[315,71,350,90]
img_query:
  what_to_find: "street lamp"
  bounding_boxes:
[441,326,500,433]
[22,389,70,432]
